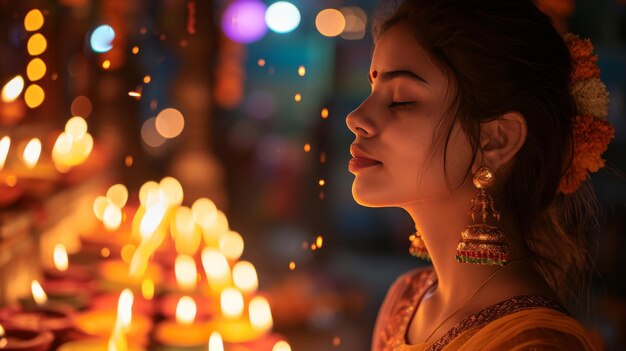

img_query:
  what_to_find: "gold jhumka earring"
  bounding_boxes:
[456,166,510,266]
[409,231,430,261]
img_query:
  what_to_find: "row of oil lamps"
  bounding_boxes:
[0,178,292,351]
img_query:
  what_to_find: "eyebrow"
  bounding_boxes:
[368,70,429,85]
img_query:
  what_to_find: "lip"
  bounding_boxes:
[349,144,382,172]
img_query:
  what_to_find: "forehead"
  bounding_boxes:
[371,23,444,84]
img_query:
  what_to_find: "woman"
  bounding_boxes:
[346,1,612,350]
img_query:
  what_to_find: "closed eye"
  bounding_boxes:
[389,101,416,108]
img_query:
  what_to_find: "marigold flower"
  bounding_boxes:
[570,78,610,118]
[558,114,614,194]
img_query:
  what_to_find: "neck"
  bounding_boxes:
[402,191,530,306]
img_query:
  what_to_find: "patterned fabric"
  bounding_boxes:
[372,268,601,351]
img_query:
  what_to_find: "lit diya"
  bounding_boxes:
[0,280,74,337]
[154,296,212,349]
[0,322,53,351]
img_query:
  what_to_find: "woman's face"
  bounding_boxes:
[346,23,474,207]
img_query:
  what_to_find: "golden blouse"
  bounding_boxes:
[372,268,603,351]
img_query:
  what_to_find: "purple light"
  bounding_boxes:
[221,0,268,44]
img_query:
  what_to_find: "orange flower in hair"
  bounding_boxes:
[558,34,615,194]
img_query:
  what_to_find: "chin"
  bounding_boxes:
[351,181,394,208]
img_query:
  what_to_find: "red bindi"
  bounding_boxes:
[372,70,378,79]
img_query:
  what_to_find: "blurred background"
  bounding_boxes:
[0,0,624,350]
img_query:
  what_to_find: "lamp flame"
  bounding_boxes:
[175,296,196,325]
[141,278,155,300]
[103,204,122,231]
[53,244,69,272]
[0,136,10,170]
[139,203,166,239]
[31,280,47,305]
[232,261,258,294]
[201,248,231,291]
[175,254,197,291]
[249,296,273,333]
[208,332,224,351]
[220,288,244,319]
[272,341,292,351]
[1,75,24,102]
[22,138,42,169]
[117,289,134,331]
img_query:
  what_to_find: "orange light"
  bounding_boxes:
[31,280,47,305]
[53,244,69,272]
[273,341,292,351]
[208,332,224,351]
[232,261,258,294]
[24,9,44,32]
[24,84,45,108]
[27,33,47,55]
[0,136,10,170]
[117,289,134,331]
[175,254,198,291]
[298,66,306,77]
[175,296,196,325]
[294,93,302,102]
[249,296,273,332]
[257,58,266,67]
[106,184,129,208]
[143,75,151,84]
[141,278,155,300]
[318,179,325,186]
[289,261,296,270]
[220,288,243,319]
[26,58,46,81]
[2,75,24,102]
[316,235,323,248]
[102,60,111,69]
[22,138,42,168]
[132,46,139,54]
[321,108,329,119]
[315,9,346,37]
[304,143,311,153]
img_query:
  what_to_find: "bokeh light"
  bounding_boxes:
[26,58,46,82]
[24,84,45,108]
[1,75,24,102]
[23,138,42,169]
[155,108,185,139]
[27,33,47,56]
[221,0,268,44]
[315,9,345,37]
[70,96,92,118]
[24,9,44,32]
[0,136,10,170]
[65,116,88,139]
[265,1,300,34]
[90,25,115,53]
[340,6,367,40]
[141,117,167,148]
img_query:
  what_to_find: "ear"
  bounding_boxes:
[477,112,527,171]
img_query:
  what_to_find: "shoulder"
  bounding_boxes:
[468,307,604,351]
[372,266,435,351]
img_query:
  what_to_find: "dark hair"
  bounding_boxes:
[375,0,598,306]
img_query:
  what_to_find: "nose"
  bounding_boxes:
[346,97,376,138]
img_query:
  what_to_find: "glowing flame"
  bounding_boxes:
[31,280,47,305]
[175,254,197,291]
[298,66,306,77]
[272,341,292,351]
[53,244,69,272]
[232,261,258,294]
[201,248,231,290]
[220,288,244,319]
[93,196,111,221]
[219,231,244,261]
[106,184,129,208]
[22,138,42,169]
[191,198,217,229]
[117,289,134,331]
[139,203,166,239]
[0,324,5,348]
[208,332,224,351]
[249,296,273,333]
[1,75,24,102]
[175,296,196,325]
[138,181,159,206]
[65,117,87,140]
[316,235,323,248]
[141,278,154,300]
[103,204,122,231]
[0,136,10,170]
[159,177,183,206]
[173,206,201,254]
